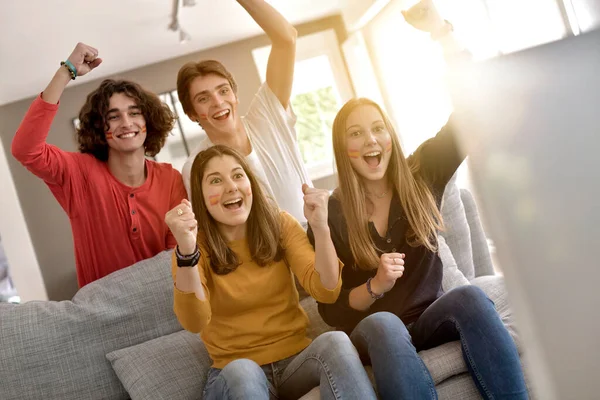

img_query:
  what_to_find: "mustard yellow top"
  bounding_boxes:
[172,212,343,368]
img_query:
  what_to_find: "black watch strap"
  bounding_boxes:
[366,277,384,300]
[176,245,200,267]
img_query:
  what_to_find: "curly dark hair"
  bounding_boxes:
[76,79,176,161]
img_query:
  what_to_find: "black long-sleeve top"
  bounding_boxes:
[308,117,465,333]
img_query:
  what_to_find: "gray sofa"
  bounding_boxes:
[0,175,533,399]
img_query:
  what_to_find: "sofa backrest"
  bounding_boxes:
[0,251,179,400]
[440,172,495,282]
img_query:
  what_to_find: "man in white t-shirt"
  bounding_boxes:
[177,0,311,225]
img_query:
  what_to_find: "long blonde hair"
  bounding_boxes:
[332,98,443,270]
[190,145,283,274]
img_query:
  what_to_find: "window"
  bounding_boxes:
[252,29,353,181]
[359,0,573,190]
[155,91,206,172]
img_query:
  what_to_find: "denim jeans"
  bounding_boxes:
[350,285,528,400]
[203,331,377,400]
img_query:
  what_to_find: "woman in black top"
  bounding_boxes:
[307,4,528,398]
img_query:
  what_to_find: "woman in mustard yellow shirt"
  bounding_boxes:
[164,145,376,400]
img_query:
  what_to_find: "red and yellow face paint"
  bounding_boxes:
[106,132,113,140]
[208,194,220,206]
[348,148,361,159]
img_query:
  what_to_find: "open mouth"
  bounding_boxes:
[117,131,138,139]
[223,197,243,210]
[363,151,382,168]
[212,109,231,121]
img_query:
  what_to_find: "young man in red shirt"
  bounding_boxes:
[12,42,187,287]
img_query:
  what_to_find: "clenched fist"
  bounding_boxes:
[302,184,330,231]
[371,253,405,295]
[165,199,198,255]
[66,42,102,77]
[401,0,445,34]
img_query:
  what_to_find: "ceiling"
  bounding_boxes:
[0,0,342,106]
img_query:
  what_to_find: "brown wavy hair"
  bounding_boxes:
[176,60,238,119]
[190,145,283,275]
[332,98,443,270]
[76,79,176,161]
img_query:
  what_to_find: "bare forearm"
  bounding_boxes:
[236,0,297,45]
[348,283,377,311]
[312,227,340,290]
[42,67,72,104]
[437,32,470,61]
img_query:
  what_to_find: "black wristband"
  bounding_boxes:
[366,277,384,300]
[176,246,200,267]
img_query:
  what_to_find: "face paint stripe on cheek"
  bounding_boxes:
[348,149,361,159]
[208,194,220,206]
[199,114,208,120]
[106,132,113,140]
[385,140,392,153]
[141,126,147,133]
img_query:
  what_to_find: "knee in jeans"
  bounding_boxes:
[311,331,355,354]
[220,358,266,386]
[358,312,410,338]
[448,285,490,305]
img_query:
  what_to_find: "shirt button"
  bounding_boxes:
[132,227,137,232]
[392,248,397,252]
[131,210,136,215]
[129,193,134,198]
[386,238,392,243]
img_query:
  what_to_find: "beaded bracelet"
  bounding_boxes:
[60,60,77,80]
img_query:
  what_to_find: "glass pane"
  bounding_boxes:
[290,55,341,179]
[154,92,190,172]
[170,90,207,153]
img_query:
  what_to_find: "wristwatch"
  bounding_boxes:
[175,245,200,267]
[366,277,384,300]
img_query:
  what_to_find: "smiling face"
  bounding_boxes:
[104,93,147,155]
[188,73,239,135]
[344,104,393,183]
[201,155,253,237]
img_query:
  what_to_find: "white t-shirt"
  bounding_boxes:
[182,83,312,225]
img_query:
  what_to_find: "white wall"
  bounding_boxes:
[0,139,47,301]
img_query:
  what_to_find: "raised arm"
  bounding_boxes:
[42,42,102,104]
[402,0,469,60]
[165,199,211,333]
[281,192,343,304]
[11,43,102,186]
[236,0,297,108]
[302,184,339,290]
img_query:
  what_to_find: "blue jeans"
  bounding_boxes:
[203,331,377,400]
[351,285,528,400]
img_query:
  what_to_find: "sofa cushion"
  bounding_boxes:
[441,173,475,280]
[0,251,180,400]
[439,235,470,292]
[107,330,211,400]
